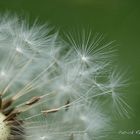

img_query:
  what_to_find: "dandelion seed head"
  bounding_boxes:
[0,13,131,140]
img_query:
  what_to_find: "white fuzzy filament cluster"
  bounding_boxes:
[0,13,130,140]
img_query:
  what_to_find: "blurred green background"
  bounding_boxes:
[0,0,140,139]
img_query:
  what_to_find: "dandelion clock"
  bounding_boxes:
[0,13,131,140]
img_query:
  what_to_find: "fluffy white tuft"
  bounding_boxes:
[0,13,131,140]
